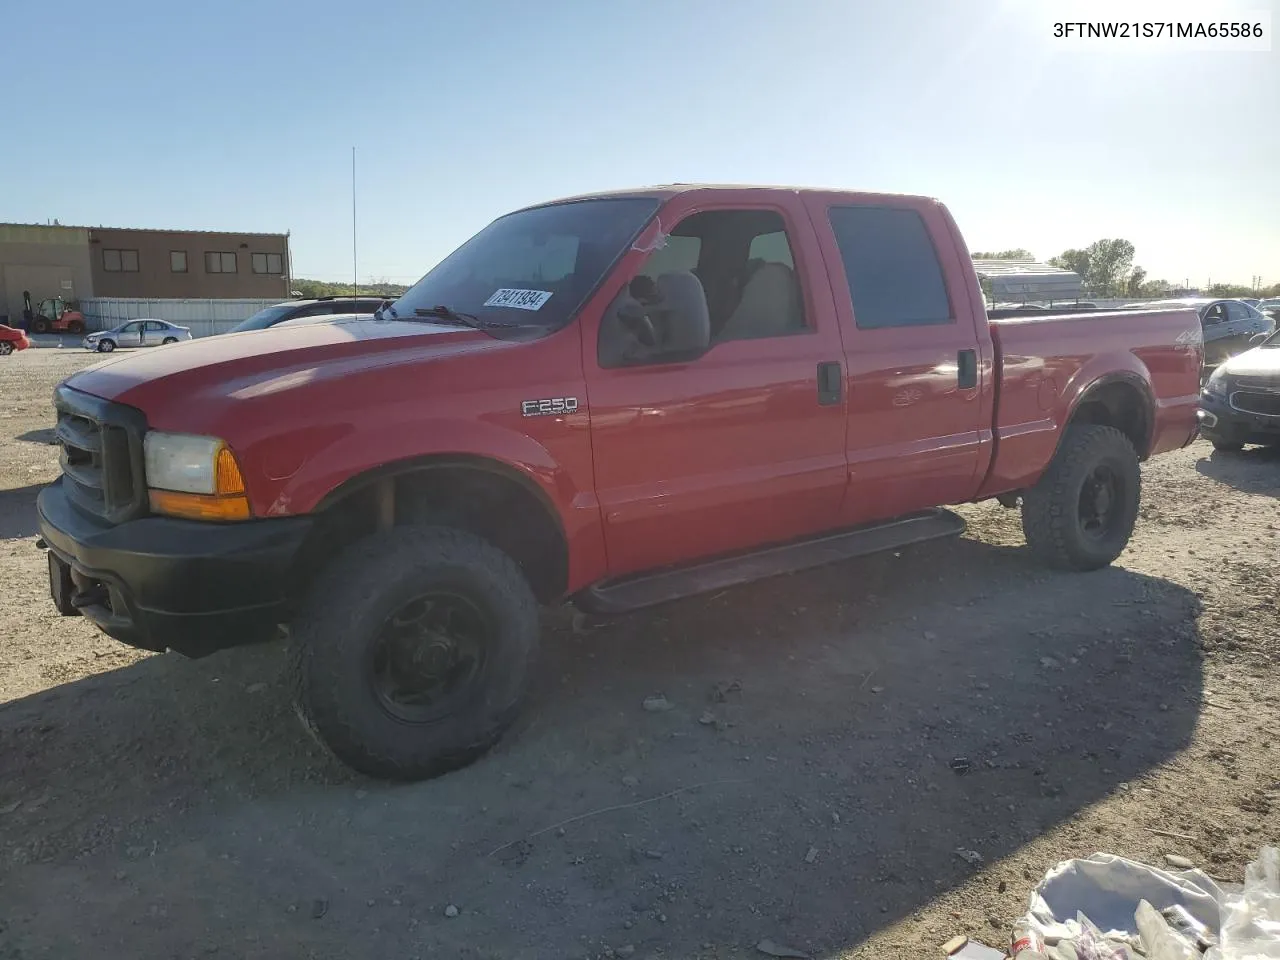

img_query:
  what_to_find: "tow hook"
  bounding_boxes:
[70,584,110,610]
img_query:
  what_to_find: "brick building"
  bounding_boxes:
[0,223,290,323]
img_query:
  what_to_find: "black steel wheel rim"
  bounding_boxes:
[1078,464,1122,540]
[368,591,490,723]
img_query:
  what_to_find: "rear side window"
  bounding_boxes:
[828,206,952,329]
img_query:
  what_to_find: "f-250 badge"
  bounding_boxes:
[521,397,580,417]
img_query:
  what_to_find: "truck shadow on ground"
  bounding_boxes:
[15,428,56,445]
[0,483,46,539]
[1195,445,1280,498]
[0,534,1204,959]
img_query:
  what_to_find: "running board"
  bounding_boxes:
[576,508,966,615]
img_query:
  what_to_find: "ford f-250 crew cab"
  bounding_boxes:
[36,185,1203,780]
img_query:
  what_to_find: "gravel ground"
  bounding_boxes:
[1,348,1277,960]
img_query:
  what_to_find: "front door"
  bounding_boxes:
[120,321,145,346]
[803,195,992,524]
[584,195,849,578]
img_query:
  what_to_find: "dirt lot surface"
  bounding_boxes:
[1,348,1277,960]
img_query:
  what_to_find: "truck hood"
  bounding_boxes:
[1222,345,1280,378]
[64,318,499,409]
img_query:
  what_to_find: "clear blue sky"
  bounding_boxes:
[6,0,1277,288]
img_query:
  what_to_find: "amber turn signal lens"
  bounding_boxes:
[215,446,245,495]
[148,489,251,521]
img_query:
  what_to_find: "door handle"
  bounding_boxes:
[816,361,842,406]
[957,349,977,390]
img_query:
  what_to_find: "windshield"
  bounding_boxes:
[230,304,296,333]
[389,198,659,330]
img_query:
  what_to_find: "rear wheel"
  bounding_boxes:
[97,339,115,353]
[1212,439,1244,452]
[0,342,13,356]
[1021,424,1141,571]
[67,321,84,334]
[162,337,178,344]
[289,526,539,780]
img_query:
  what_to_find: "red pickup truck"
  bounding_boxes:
[37,185,1202,779]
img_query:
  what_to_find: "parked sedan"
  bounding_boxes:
[228,297,385,332]
[1198,329,1280,451]
[1130,298,1273,364]
[83,319,193,353]
[0,323,31,356]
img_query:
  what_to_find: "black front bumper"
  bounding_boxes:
[37,479,313,658]
[1198,394,1280,446]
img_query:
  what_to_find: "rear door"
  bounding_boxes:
[802,195,992,524]
[584,193,849,577]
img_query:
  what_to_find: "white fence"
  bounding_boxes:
[79,298,279,338]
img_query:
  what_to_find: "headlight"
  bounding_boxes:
[1203,370,1229,398]
[143,432,250,520]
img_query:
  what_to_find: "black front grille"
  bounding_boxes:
[1231,390,1280,417]
[53,385,148,523]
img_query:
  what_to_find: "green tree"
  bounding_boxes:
[1083,239,1135,296]
[971,248,1035,260]
[1127,267,1147,296]
[1049,248,1091,279]
[290,278,409,299]
[1206,283,1256,298]
[1050,240,1136,296]
[1138,278,1173,298]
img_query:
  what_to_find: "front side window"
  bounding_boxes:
[1225,301,1252,322]
[229,303,295,332]
[390,197,659,330]
[598,208,807,368]
[828,206,952,329]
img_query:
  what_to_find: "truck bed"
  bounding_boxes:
[978,307,1202,496]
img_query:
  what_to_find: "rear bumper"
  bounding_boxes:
[37,479,313,657]
[1197,395,1280,445]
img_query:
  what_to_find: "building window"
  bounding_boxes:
[103,249,139,272]
[251,252,284,275]
[205,251,237,273]
[170,251,188,273]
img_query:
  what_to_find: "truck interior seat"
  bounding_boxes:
[717,262,803,340]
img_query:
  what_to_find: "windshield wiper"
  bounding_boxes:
[413,305,525,329]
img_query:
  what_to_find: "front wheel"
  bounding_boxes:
[1021,424,1141,571]
[289,526,539,780]
[32,318,50,335]
[162,337,178,344]
[97,339,115,353]
[0,342,13,356]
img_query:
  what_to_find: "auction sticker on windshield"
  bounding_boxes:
[484,288,553,311]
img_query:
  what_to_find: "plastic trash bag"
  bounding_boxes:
[1217,846,1280,959]
[1135,900,1199,960]
[1026,852,1227,943]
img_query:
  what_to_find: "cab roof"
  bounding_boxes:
[518,183,940,211]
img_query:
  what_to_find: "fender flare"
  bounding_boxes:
[1056,368,1157,460]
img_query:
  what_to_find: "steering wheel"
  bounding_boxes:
[617,304,659,347]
